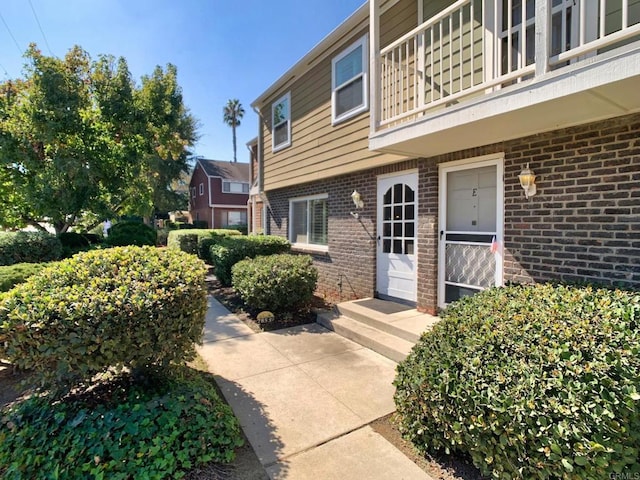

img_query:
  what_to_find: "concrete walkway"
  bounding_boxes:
[197,297,432,480]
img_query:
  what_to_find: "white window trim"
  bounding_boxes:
[272,92,291,152]
[199,183,204,196]
[191,187,196,199]
[288,193,329,252]
[331,35,369,125]
[222,180,250,194]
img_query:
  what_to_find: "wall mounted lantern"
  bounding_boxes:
[350,190,364,219]
[518,163,537,199]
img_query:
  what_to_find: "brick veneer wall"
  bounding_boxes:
[265,112,640,312]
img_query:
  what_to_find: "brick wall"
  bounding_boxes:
[501,114,640,288]
[265,112,640,311]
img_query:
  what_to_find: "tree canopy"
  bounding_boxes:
[223,99,244,163]
[0,44,197,233]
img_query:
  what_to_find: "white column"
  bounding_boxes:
[369,0,380,135]
[535,0,550,77]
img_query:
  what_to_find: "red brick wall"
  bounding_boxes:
[265,113,640,311]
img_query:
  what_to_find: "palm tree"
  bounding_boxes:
[223,99,245,162]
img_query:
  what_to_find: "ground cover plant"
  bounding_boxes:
[0,366,243,480]
[394,283,640,479]
[0,246,208,389]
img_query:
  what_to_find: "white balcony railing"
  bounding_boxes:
[376,0,640,129]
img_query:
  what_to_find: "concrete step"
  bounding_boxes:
[336,298,439,343]
[317,311,415,363]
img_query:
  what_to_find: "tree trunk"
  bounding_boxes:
[232,124,237,162]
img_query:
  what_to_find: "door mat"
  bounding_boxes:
[353,298,413,315]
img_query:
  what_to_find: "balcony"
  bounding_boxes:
[369,0,640,157]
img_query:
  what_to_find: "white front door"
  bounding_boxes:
[377,172,418,303]
[438,157,504,309]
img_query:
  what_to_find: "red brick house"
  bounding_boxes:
[251,0,640,314]
[188,159,250,228]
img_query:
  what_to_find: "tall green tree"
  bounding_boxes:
[223,98,244,162]
[0,44,197,233]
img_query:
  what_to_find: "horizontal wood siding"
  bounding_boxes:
[261,0,417,191]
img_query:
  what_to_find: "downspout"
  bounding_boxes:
[252,104,266,234]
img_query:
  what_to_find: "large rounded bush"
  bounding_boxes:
[232,254,317,313]
[394,283,640,479]
[105,221,157,246]
[0,367,243,479]
[0,246,208,388]
[211,235,291,286]
[0,231,62,266]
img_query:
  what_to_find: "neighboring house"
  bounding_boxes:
[247,137,266,234]
[188,159,250,228]
[251,0,640,314]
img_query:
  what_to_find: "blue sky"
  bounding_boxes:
[1,0,365,163]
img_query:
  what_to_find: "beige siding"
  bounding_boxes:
[261,0,418,191]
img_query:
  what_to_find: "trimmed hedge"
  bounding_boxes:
[0,231,62,266]
[0,246,208,389]
[210,236,291,286]
[58,232,91,249]
[105,221,157,246]
[0,367,243,479]
[394,283,640,480]
[167,229,242,257]
[232,254,317,313]
[0,262,48,292]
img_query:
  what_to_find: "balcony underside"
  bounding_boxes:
[370,44,640,158]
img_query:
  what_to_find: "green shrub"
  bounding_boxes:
[211,236,291,286]
[192,220,208,229]
[167,229,242,257]
[0,246,208,389]
[58,232,91,249]
[226,224,248,235]
[0,231,62,266]
[0,366,243,479]
[0,263,48,292]
[105,221,157,246]
[82,233,102,244]
[156,227,171,247]
[394,283,640,480]
[232,254,317,313]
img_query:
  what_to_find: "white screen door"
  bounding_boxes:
[438,159,503,308]
[377,172,418,303]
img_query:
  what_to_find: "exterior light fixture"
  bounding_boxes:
[518,163,537,199]
[350,190,364,219]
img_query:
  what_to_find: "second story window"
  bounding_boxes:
[191,187,196,199]
[223,181,250,194]
[332,35,368,124]
[272,92,291,152]
[199,183,204,196]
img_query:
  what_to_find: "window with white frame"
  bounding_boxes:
[199,183,204,195]
[272,92,291,151]
[222,181,250,194]
[226,210,247,226]
[191,187,196,199]
[289,194,328,248]
[332,36,368,124]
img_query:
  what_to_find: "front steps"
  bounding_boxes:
[316,298,439,363]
